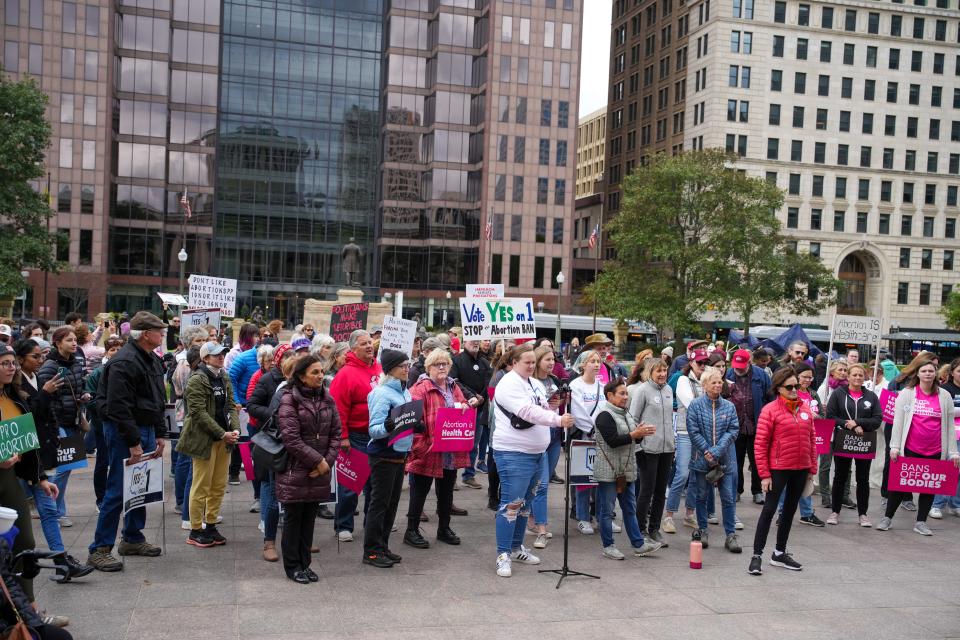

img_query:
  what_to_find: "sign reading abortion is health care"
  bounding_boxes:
[431,408,476,453]
[459,298,536,341]
[888,457,960,495]
[831,314,882,345]
[335,447,371,494]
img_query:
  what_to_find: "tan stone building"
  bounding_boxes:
[576,106,606,197]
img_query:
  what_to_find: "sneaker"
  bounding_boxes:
[875,516,892,531]
[800,514,826,527]
[462,477,482,489]
[174,503,182,515]
[118,541,162,557]
[403,528,430,549]
[707,513,719,525]
[859,515,872,528]
[577,520,594,535]
[317,505,334,520]
[826,512,839,525]
[949,507,960,517]
[902,500,917,512]
[682,513,697,529]
[337,530,354,542]
[54,554,94,580]
[180,520,191,531]
[913,521,933,536]
[648,530,668,547]
[603,545,625,560]
[734,515,744,530]
[496,552,512,577]
[228,473,240,485]
[841,498,857,510]
[770,551,802,571]
[725,533,742,554]
[928,507,943,520]
[258,520,265,533]
[249,499,261,513]
[510,545,541,565]
[362,552,394,568]
[821,496,832,509]
[748,555,763,575]
[880,498,888,509]
[662,516,677,534]
[40,614,69,628]
[187,529,215,548]
[752,493,765,505]
[533,533,548,549]
[476,461,488,474]
[611,520,622,533]
[634,541,662,557]
[549,473,564,484]
[58,517,73,528]
[204,525,227,545]
[384,549,402,563]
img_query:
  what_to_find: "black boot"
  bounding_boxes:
[437,527,461,545]
[403,528,430,549]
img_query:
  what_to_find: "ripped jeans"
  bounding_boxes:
[493,450,544,555]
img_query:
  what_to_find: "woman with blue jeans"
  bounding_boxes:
[595,378,662,560]
[529,345,565,548]
[492,344,573,578]
[664,350,709,531]
[687,367,742,553]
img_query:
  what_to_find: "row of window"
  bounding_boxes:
[501,16,573,49]
[499,56,573,88]
[496,97,570,128]
[490,253,564,290]
[489,213,564,244]
[767,35,957,76]
[53,229,95,267]
[763,68,960,99]
[493,176,567,205]
[784,206,958,238]
[775,169,960,211]
[58,139,97,171]
[4,0,100,36]
[896,282,954,306]
[1,43,98,80]
[495,136,568,167]
[773,1,958,44]
[763,136,960,176]
[56,183,96,214]
[897,248,955,270]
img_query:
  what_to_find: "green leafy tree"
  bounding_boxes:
[587,149,840,336]
[0,73,62,300]
[942,290,960,330]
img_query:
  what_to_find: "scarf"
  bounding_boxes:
[782,396,800,413]
[828,377,849,390]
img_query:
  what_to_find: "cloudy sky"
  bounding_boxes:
[578,0,612,118]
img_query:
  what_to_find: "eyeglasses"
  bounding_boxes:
[262,332,273,337]
[781,384,798,391]
[0,361,17,369]
[430,362,450,368]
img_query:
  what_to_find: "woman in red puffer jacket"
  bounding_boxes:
[749,367,817,577]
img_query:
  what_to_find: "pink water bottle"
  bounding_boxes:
[689,533,703,569]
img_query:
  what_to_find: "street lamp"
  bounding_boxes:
[554,271,565,347]
[19,271,29,322]
[445,291,452,328]
[178,247,188,297]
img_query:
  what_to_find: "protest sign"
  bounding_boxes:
[466,283,504,299]
[55,434,88,471]
[123,453,164,515]
[330,303,369,342]
[831,314,882,345]
[459,297,536,341]
[163,403,180,437]
[237,442,255,481]
[813,419,834,455]
[157,292,188,306]
[180,308,221,331]
[335,446,371,494]
[879,389,897,423]
[0,413,39,460]
[378,315,418,358]
[387,400,423,446]
[188,275,237,317]
[569,440,598,486]
[888,457,960,495]
[831,429,877,459]
[431,408,476,453]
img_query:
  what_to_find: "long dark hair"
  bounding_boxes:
[290,354,323,389]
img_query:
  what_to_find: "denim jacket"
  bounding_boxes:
[687,394,740,473]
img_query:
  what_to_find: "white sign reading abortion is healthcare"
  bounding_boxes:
[188,275,237,317]
[831,314,882,345]
[459,297,536,340]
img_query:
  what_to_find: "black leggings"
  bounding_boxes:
[407,469,456,532]
[752,469,808,556]
[831,455,871,515]
[280,502,318,575]
[635,451,674,534]
[885,448,938,522]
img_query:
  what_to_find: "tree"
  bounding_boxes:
[587,149,840,336]
[942,290,960,330]
[0,73,62,301]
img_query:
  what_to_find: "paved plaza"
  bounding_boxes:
[34,459,960,640]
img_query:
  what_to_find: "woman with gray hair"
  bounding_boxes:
[323,343,350,385]
[311,334,335,367]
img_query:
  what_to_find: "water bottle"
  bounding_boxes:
[690,531,703,569]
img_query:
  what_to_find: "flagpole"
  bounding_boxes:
[592,200,603,332]
[486,205,493,284]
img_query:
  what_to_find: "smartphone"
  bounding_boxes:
[57,366,68,378]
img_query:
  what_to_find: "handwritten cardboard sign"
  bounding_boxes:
[0,413,39,460]
[888,457,960,495]
[188,275,237,317]
[330,303,369,342]
[378,315,417,358]
[431,408,476,453]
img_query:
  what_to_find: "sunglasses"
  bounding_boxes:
[781,384,798,391]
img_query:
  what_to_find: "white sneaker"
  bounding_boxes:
[707,513,719,525]
[533,533,548,549]
[611,520,622,533]
[734,515,744,530]
[496,552,512,577]
[929,507,943,520]
[949,507,960,517]
[662,516,677,533]
[337,530,353,542]
[634,541,663,557]
[913,522,933,536]
[180,520,191,531]
[510,545,541,565]
[603,545,625,560]
[577,520,594,535]
[257,520,265,533]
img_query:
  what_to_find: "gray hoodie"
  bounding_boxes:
[628,379,676,454]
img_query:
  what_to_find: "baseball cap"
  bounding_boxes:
[731,349,751,369]
[691,348,710,363]
[200,341,228,358]
[0,325,11,337]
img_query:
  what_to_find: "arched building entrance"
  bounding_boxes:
[835,247,884,317]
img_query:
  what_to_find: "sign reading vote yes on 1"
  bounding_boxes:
[123,454,164,516]
[180,308,222,331]
[459,297,537,341]
[832,314,882,345]
[379,315,418,357]
[188,275,237,317]
[568,440,598,486]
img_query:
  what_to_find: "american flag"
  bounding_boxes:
[180,190,192,220]
[588,223,599,249]
[484,220,492,240]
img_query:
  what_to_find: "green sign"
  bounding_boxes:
[0,413,40,460]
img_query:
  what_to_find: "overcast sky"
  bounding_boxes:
[578,0,612,119]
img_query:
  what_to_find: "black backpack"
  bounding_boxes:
[250,383,288,473]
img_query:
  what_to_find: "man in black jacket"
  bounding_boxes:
[451,340,492,488]
[87,311,169,572]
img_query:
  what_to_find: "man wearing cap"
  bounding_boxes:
[0,324,12,345]
[668,340,709,377]
[579,333,616,384]
[177,342,240,548]
[726,349,771,505]
[87,311,170,571]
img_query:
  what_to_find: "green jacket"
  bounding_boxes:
[175,367,239,460]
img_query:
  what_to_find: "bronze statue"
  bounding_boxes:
[341,237,363,286]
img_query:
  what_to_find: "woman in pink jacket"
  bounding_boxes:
[749,367,817,576]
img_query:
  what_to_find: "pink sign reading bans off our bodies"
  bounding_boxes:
[431,408,477,453]
[335,447,371,494]
[879,389,897,424]
[888,457,960,495]
[814,419,834,455]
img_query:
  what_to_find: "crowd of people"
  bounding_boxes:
[0,312,959,635]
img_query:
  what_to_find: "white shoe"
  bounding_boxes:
[707,513,719,525]
[611,520,622,533]
[180,520,191,530]
[257,520,265,533]
[496,552,512,577]
[337,530,353,542]
[662,516,677,533]
[929,507,943,520]
[510,545,541,565]
[577,520,594,535]
[734,515,744,530]
[58,517,73,528]
[603,545,625,560]
[533,533,548,549]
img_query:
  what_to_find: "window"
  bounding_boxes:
[774,1,786,23]
[793,106,804,128]
[57,184,71,213]
[787,207,799,228]
[812,175,824,197]
[820,42,832,63]
[79,230,92,266]
[884,148,894,169]
[858,178,870,199]
[498,96,509,122]
[512,176,524,202]
[495,175,506,201]
[834,211,845,232]
[510,215,522,241]
[882,180,893,201]
[860,146,872,167]
[732,31,741,53]
[901,214,913,235]
[798,4,810,25]
[864,80,875,101]
[904,183,915,204]
[947,219,956,238]
[501,15,512,42]
[556,141,567,166]
[843,43,855,65]
[517,97,528,124]
[535,217,546,243]
[866,46,877,68]
[809,243,821,258]
[773,35,784,57]
[519,18,530,45]
[558,102,568,127]
[509,256,520,288]
[794,72,806,94]
[84,5,99,36]
[943,285,954,305]
[900,247,912,268]
[906,151,916,171]
[553,218,563,245]
[891,15,902,37]
[911,51,922,72]
[789,173,801,194]
[887,82,898,103]
[514,136,525,163]
[811,209,823,229]
[767,138,779,159]
[907,117,918,138]
[539,139,550,165]
[879,214,890,234]
[857,212,868,233]
[554,179,567,204]
[61,48,75,78]
[791,140,803,162]
[928,152,939,172]
[822,6,833,28]
[838,144,849,165]
[839,111,851,132]
[814,142,825,163]
[818,75,829,96]
[845,9,856,31]
[533,257,544,288]
[797,38,808,60]
[841,77,852,98]
[3,41,19,73]
[771,70,782,91]
[540,100,552,126]
[923,216,935,236]
[82,140,95,170]
[868,12,879,33]
[919,283,931,305]
[59,139,73,168]
[80,185,93,213]
[897,282,909,304]
[769,104,781,125]
[913,16,924,38]
[862,113,873,134]
[909,85,920,105]
[945,251,954,271]
[537,178,548,204]
[889,49,900,70]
